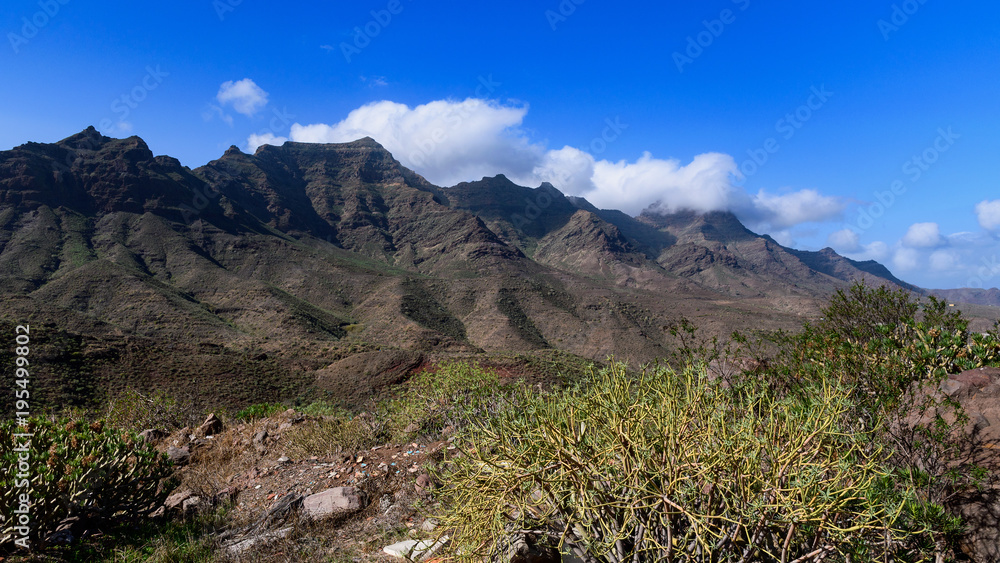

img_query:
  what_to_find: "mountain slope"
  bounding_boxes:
[0,128,923,414]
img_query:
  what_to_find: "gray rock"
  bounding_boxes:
[166,446,190,465]
[253,430,268,452]
[383,536,449,560]
[302,487,366,518]
[224,526,293,556]
[182,496,202,514]
[164,489,195,511]
[138,428,166,443]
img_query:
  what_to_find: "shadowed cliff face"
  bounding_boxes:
[0,128,936,413]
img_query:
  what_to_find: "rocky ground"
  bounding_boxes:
[146,409,460,562]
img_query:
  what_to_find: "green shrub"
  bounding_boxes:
[104,388,186,433]
[437,363,921,563]
[284,412,381,458]
[668,280,1000,559]
[285,361,521,456]
[383,360,521,441]
[233,402,284,422]
[1,417,174,551]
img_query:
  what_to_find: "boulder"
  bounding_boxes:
[953,488,1000,563]
[164,489,195,511]
[166,446,190,465]
[302,487,366,519]
[139,428,167,443]
[182,496,203,514]
[198,413,224,436]
[902,366,1000,561]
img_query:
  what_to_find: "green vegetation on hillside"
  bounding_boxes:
[2,281,997,561]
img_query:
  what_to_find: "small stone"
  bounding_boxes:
[277,456,290,464]
[421,518,439,532]
[415,473,435,492]
[302,487,366,518]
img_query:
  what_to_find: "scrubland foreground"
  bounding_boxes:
[2,281,1000,562]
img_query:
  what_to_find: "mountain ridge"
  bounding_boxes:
[1,127,988,414]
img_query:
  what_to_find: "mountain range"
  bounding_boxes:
[1,127,994,413]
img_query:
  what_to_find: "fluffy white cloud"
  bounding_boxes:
[841,240,890,262]
[247,131,288,152]
[247,97,845,230]
[583,151,746,216]
[861,241,891,262]
[284,99,542,187]
[747,189,845,230]
[929,249,959,272]
[893,247,920,271]
[976,200,1000,231]
[827,228,861,252]
[217,79,269,117]
[901,222,945,248]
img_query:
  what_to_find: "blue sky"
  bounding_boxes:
[2,0,999,289]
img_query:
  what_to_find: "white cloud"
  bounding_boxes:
[203,103,234,126]
[842,240,890,262]
[248,97,846,230]
[827,228,861,252]
[565,151,747,217]
[976,200,1000,231]
[901,222,945,248]
[862,241,891,262]
[247,132,288,153]
[747,189,845,230]
[768,230,795,247]
[361,75,388,87]
[284,99,543,187]
[217,78,269,117]
[929,249,959,272]
[893,247,920,271]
